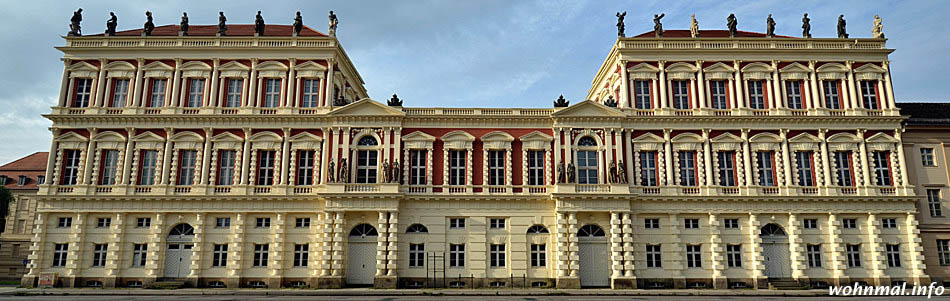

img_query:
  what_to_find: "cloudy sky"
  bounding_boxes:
[0,0,947,164]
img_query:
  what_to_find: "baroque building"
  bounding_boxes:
[21,19,933,290]
[0,152,48,281]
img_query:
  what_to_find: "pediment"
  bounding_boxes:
[211,132,243,142]
[56,131,88,142]
[827,132,859,143]
[789,133,820,143]
[703,62,735,73]
[854,63,885,74]
[219,61,250,71]
[741,62,773,72]
[250,131,282,141]
[866,132,898,143]
[133,131,164,142]
[817,63,848,73]
[171,131,203,142]
[482,131,514,142]
[671,133,703,143]
[442,130,475,142]
[632,133,664,143]
[779,62,810,73]
[749,133,782,143]
[295,60,328,71]
[258,61,288,71]
[143,61,173,71]
[68,61,98,72]
[94,131,127,142]
[552,100,624,117]
[105,61,136,71]
[403,131,436,142]
[627,62,659,72]
[519,131,553,142]
[181,61,212,71]
[328,98,406,117]
[290,132,323,142]
[710,133,742,143]
[666,62,698,72]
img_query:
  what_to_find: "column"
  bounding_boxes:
[94,59,107,107]
[609,212,624,278]
[320,128,331,184]
[120,128,136,185]
[160,128,174,185]
[819,129,831,187]
[667,213,685,286]
[386,211,398,276]
[171,58,183,107]
[64,212,87,283]
[808,61,820,110]
[857,130,871,187]
[376,211,388,276]
[827,214,846,285]
[286,58,296,107]
[702,129,713,186]
[845,61,859,111]
[604,129,614,183]
[144,213,165,279]
[104,212,125,284]
[664,129,673,185]
[131,59,145,107]
[904,213,929,284]
[620,61,630,108]
[22,213,48,285]
[894,130,909,186]
[866,213,886,284]
[199,128,213,185]
[45,128,61,183]
[708,214,726,288]
[280,128,291,185]
[741,129,752,186]
[208,59,220,107]
[696,61,706,109]
[324,59,335,107]
[331,212,344,276]
[623,130,634,184]
[787,214,805,280]
[748,214,766,288]
[58,59,71,107]
[733,61,743,109]
[227,213,245,282]
[188,213,206,279]
[81,128,98,185]
[882,61,897,110]
[622,213,635,278]
[270,213,286,282]
[248,59,259,107]
[658,61,667,110]
[554,128,562,179]
[567,213,578,277]
[781,129,792,186]
[771,60,783,109]
[555,212,569,278]
[239,128,252,185]
[319,212,333,276]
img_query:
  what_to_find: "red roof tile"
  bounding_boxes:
[1,152,48,190]
[88,24,327,37]
[633,30,797,39]
[0,152,48,171]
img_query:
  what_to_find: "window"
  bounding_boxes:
[490,244,506,268]
[263,78,280,108]
[301,79,320,108]
[449,218,465,229]
[256,217,271,228]
[807,244,822,268]
[409,150,427,185]
[717,151,736,186]
[186,78,204,107]
[527,150,545,185]
[686,245,702,268]
[752,151,775,186]
[646,244,662,268]
[678,151,697,186]
[138,150,158,185]
[726,244,742,268]
[843,218,857,229]
[872,151,892,186]
[52,244,68,267]
[225,78,242,107]
[177,150,197,185]
[136,217,151,228]
[530,244,546,267]
[212,244,228,267]
[834,151,854,186]
[57,217,72,228]
[928,189,943,217]
[37,175,45,185]
[217,150,236,185]
[639,151,658,186]
[111,79,130,107]
[672,80,689,109]
[885,244,901,268]
[92,244,108,267]
[293,244,308,267]
[576,151,598,184]
[846,244,861,267]
[527,225,549,234]
[634,80,652,109]
[295,218,311,228]
[253,244,269,267]
[257,150,276,185]
[803,219,818,229]
[644,218,660,229]
[449,244,465,267]
[918,148,936,167]
[98,150,119,185]
[710,80,728,109]
[881,218,897,229]
[861,81,879,110]
[786,81,803,109]
[489,218,505,229]
[724,219,739,229]
[61,149,81,185]
[17,175,27,186]
[296,150,315,185]
[938,240,950,266]
[823,80,841,109]
[488,150,505,185]
[96,217,111,228]
[73,78,92,107]
[355,136,379,184]
[407,224,429,233]
[748,81,766,109]
[796,151,815,186]
[215,217,231,228]
[147,79,167,107]
[449,150,467,185]
[409,243,425,267]
[132,244,147,267]
[684,218,699,229]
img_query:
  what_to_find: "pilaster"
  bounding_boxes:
[866,213,886,285]
[708,213,726,288]
[827,214,846,285]
[787,213,805,281]
[748,213,766,289]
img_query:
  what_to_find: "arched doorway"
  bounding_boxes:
[164,223,195,279]
[346,223,378,285]
[760,223,792,278]
[577,224,609,287]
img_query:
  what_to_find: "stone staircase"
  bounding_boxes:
[768,278,807,290]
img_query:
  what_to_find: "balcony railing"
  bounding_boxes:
[64,36,337,49]
[619,38,886,51]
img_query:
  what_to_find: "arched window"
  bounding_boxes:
[168,223,195,236]
[407,224,429,233]
[576,136,599,184]
[578,137,597,146]
[578,224,605,237]
[358,136,378,146]
[527,225,549,234]
[355,135,379,183]
[760,224,786,237]
[349,223,378,237]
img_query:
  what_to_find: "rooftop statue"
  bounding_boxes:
[604,96,618,108]
[217,12,227,36]
[387,93,403,106]
[293,11,303,35]
[727,13,738,37]
[554,95,570,107]
[616,11,626,37]
[690,14,699,38]
[872,15,884,39]
[68,8,83,36]
[254,11,265,35]
[105,12,117,36]
[802,13,811,38]
[180,12,189,36]
[766,14,776,37]
[653,13,665,37]
[143,11,154,36]
[328,10,339,36]
[837,14,848,38]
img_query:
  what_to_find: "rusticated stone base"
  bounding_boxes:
[713,277,728,289]
[556,277,580,289]
[316,276,343,289]
[611,277,637,289]
[374,276,397,288]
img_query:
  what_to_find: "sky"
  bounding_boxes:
[0,0,947,164]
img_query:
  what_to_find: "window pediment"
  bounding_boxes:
[741,62,773,80]
[68,61,99,78]
[295,61,328,78]
[632,133,664,151]
[627,63,659,80]
[250,131,282,150]
[749,133,781,151]
[481,131,514,150]
[666,62,698,80]
[403,131,436,150]
[171,131,204,149]
[181,61,212,78]
[442,130,475,150]
[854,63,885,80]
[519,131,553,150]
[132,131,164,149]
[290,132,323,150]
[866,132,898,144]
[703,62,735,80]
[143,61,173,78]
[779,62,810,80]
[219,61,250,78]
[816,63,848,80]
[105,61,136,78]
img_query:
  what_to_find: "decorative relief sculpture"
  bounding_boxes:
[69,8,83,36]
[837,14,848,38]
[553,95,569,107]
[388,94,403,106]
[143,11,154,36]
[254,11,265,35]
[872,15,884,38]
[802,13,811,38]
[690,14,699,38]
[293,11,303,35]
[766,14,776,37]
[180,12,189,36]
[604,96,618,107]
[727,13,738,37]
[328,10,338,36]
[616,11,626,37]
[105,12,117,36]
[653,13,665,37]
[217,12,227,36]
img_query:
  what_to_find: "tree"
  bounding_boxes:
[0,187,12,233]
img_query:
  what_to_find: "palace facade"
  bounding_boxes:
[21,20,934,290]
[0,152,48,281]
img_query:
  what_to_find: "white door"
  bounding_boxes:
[163,243,194,278]
[578,242,610,287]
[763,243,791,278]
[346,242,376,285]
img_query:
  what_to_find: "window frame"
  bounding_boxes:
[52,243,68,267]
[132,243,147,267]
[225,78,243,107]
[92,244,108,267]
[937,239,950,266]
[785,80,804,110]
[212,244,228,267]
[885,244,901,268]
[300,79,320,108]
[530,243,546,267]
[489,244,506,268]
[671,80,690,109]
[748,80,766,110]
[823,80,842,110]
[487,150,506,186]
[262,78,281,108]
[61,149,82,185]
[527,150,545,186]
[185,78,205,108]
[756,151,776,186]
[256,150,277,186]
[834,151,855,186]
[147,78,168,108]
[920,148,936,167]
[807,244,822,268]
[872,151,892,186]
[177,150,198,186]
[646,244,662,268]
[717,151,737,186]
[217,150,237,186]
[860,80,880,110]
[846,244,862,267]
[678,151,697,186]
[726,244,742,268]
[686,244,702,268]
[795,151,815,186]
[72,78,92,108]
[138,150,158,185]
[409,149,427,185]
[639,151,659,186]
[634,79,652,109]
[293,244,309,267]
[296,150,316,186]
[409,243,425,268]
[448,150,466,186]
[449,243,465,268]
[111,78,130,108]
[253,244,269,267]
[928,189,943,217]
[710,80,728,109]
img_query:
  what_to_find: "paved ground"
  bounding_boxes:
[0,296,942,301]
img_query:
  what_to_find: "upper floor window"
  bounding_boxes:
[921,148,935,167]
[147,79,167,107]
[301,79,320,108]
[449,150,466,185]
[671,80,690,109]
[710,80,728,109]
[17,175,28,186]
[860,80,880,110]
[356,136,379,184]
[678,151,697,186]
[111,79,130,108]
[72,78,92,108]
[748,81,766,109]
[177,150,197,185]
[257,150,276,185]
[61,149,81,185]
[225,79,243,107]
[928,189,943,217]
[640,151,659,187]
[823,80,842,110]
[786,81,804,110]
[217,150,237,185]
[99,150,120,185]
[263,78,280,108]
[756,151,776,186]
[138,150,158,185]
[576,137,599,184]
[795,151,815,186]
[872,151,892,186]
[834,151,854,186]
[487,150,505,185]
[409,150,426,185]
[634,80,652,109]
[527,150,545,186]
[37,175,45,185]
[296,150,315,186]
[186,79,205,108]
[938,240,950,266]
[717,151,737,186]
